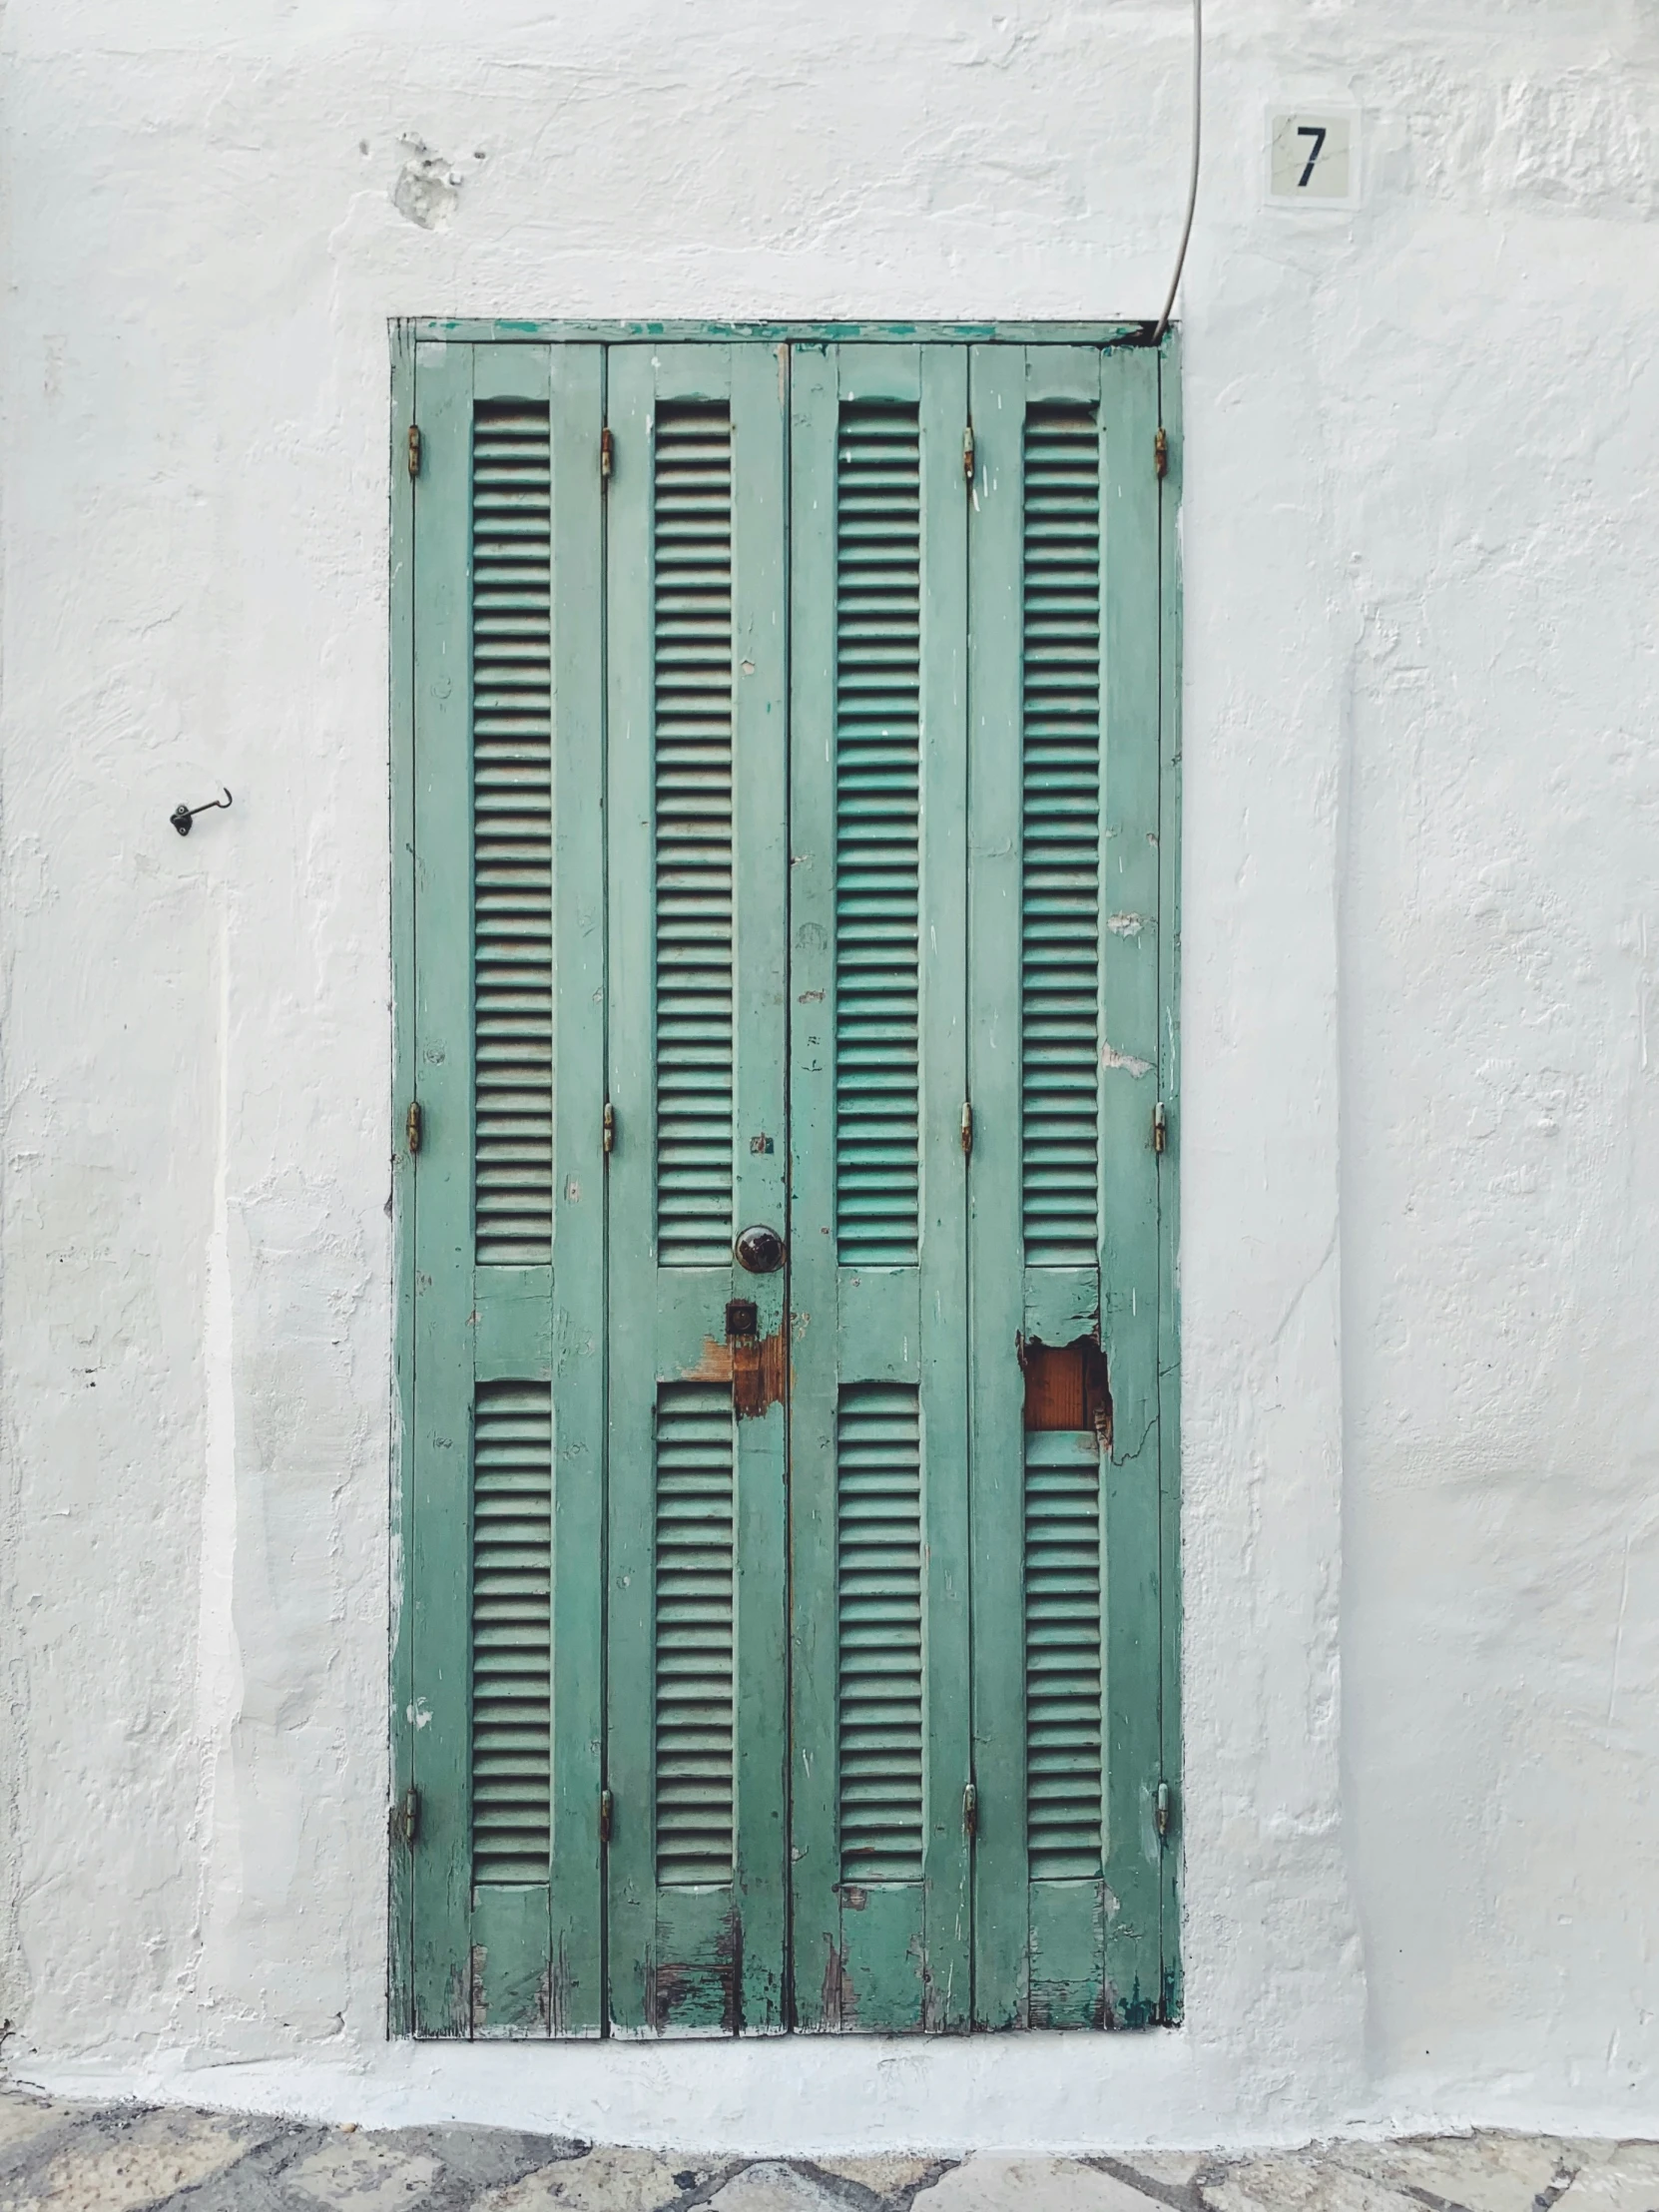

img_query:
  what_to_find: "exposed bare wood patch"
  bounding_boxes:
[1021,1335,1111,1441]
[821,1936,856,2029]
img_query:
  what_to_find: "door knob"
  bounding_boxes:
[735,1225,785,1274]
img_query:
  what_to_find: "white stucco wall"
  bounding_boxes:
[1,0,1656,2155]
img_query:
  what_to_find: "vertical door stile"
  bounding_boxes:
[410,338,478,2037]
[729,342,792,2034]
[1099,342,1166,2022]
[603,341,669,2032]
[391,315,417,2037]
[1155,338,1183,2023]
[785,343,841,2028]
[547,342,606,2033]
[914,344,973,2032]
[965,341,1029,2030]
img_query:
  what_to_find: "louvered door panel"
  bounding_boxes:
[606,344,790,2037]
[791,344,971,2032]
[1021,406,1101,1269]
[410,344,589,2041]
[1024,1432,1102,1879]
[655,406,736,1268]
[473,401,553,1266]
[836,1384,923,1883]
[471,1382,553,1883]
[654,1383,736,1886]
[967,342,1170,2034]
[834,403,921,1267]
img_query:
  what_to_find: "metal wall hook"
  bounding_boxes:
[171,788,233,835]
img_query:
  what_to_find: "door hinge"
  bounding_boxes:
[602,1099,615,1155]
[1154,424,1169,479]
[960,1099,973,1157]
[963,1781,979,1838]
[407,424,422,479]
[601,425,614,482]
[962,422,975,486]
[599,1788,614,1844]
[1154,1779,1173,1841]
[405,1100,422,1156]
[1152,1099,1168,1154]
[394,1787,420,1848]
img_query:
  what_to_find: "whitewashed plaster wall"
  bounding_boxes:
[1,0,1656,2155]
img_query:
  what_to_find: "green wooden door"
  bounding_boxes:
[397,328,1176,2040]
[963,343,1167,2029]
[405,339,609,2036]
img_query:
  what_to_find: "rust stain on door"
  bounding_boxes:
[681,1329,789,1419]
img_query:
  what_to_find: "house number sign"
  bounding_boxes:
[1268,110,1360,205]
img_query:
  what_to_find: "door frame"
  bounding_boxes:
[387,318,1183,2035]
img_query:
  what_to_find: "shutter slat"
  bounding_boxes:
[654,1384,736,1886]
[471,1381,552,1885]
[1024,1441,1102,1880]
[654,407,735,1268]
[834,405,921,1267]
[473,401,553,1267]
[1021,408,1102,1268]
[837,1384,923,1882]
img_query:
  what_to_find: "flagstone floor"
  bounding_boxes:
[1,2085,1656,2212]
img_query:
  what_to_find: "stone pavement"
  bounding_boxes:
[1,2087,1656,2212]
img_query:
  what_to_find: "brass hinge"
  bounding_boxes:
[393,1787,420,1848]
[405,1100,422,1156]
[962,423,975,486]
[407,424,422,479]
[1154,1779,1173,1841]
[1154,424,1169,479]
[962,1781,978,1838]
[601,425,614,482]
[599,1788,614,1844]
[602,1099,615,1155]
[1152,1099,1168,1154]
[960,1099,973,1157]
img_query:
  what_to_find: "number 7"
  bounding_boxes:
[1296,125,1328,188]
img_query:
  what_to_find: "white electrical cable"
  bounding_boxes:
[1152,0,1202,344]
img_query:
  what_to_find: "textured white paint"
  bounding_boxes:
[1,0,1657,2155]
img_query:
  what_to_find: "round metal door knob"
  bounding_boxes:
[735,1224,786,1274]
